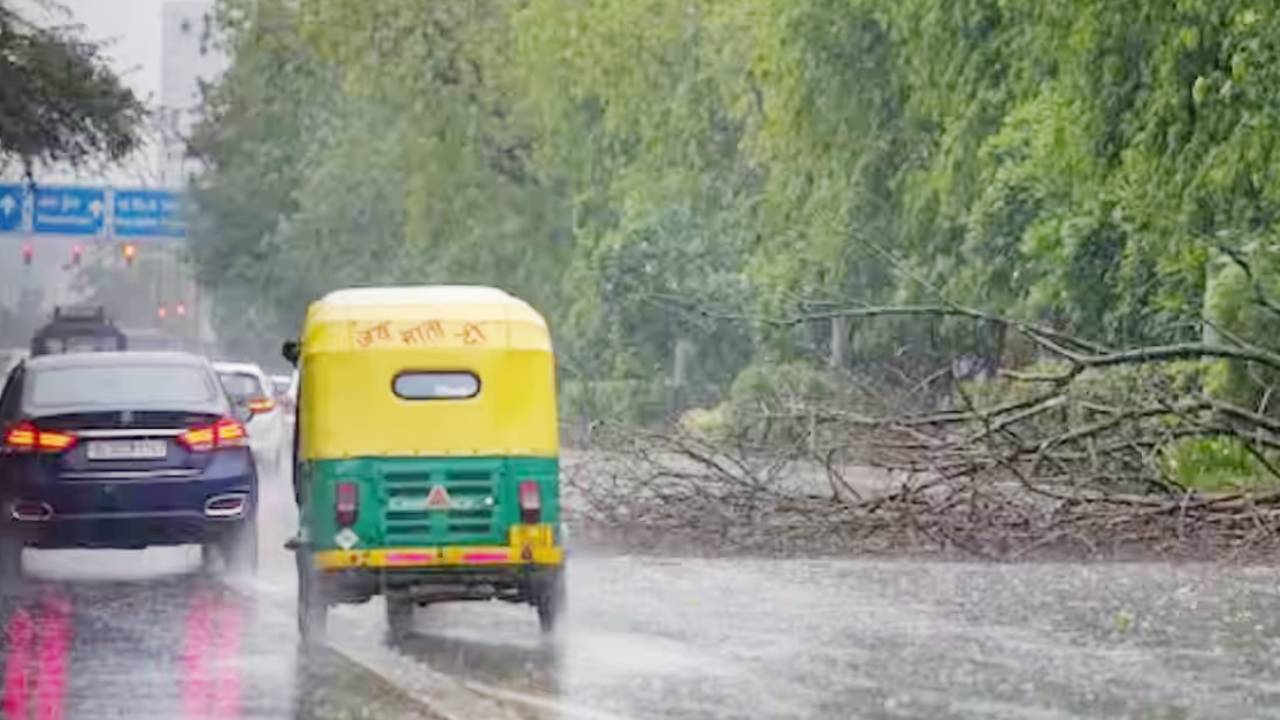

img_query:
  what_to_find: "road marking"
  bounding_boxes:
[228,462,542,720]
[463,681,640,720]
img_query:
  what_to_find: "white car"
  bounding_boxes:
[269,373,292,398]
[0,348,28,378]
[285,370,299,425]
[269,372,295,413]
[214,361,287,474]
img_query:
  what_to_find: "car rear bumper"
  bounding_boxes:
[310,524,563,571]
[12,510,251,549]
[316,561,563,605]
[308,526,563,604]
[0,454,257,550]
[312,544,564,571]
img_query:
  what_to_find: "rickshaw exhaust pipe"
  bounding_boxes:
[406,583,497,602]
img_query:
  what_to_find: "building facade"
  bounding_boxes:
[158,0,227,188]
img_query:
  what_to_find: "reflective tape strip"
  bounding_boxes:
[313,545,563,570]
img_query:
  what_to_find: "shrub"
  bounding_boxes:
[1161,436,1276,492]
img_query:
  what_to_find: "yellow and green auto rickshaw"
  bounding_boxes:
[284,285,565,641]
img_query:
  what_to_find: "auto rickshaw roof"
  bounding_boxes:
[298,286,558,459]
[311,286,544,323]
[302,285,551,354]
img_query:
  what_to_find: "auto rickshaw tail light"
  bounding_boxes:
[178,417,248,452]
[518,480,542,524]
[335,482,359,527]
[3,421,77,453]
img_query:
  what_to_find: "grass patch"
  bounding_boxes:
[1162,436,1280,493]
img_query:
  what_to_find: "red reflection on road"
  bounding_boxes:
[2,592,73,720]
[2,607,34,718]
[181,590,244,719]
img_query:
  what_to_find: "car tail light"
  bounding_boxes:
[518,480,542,524]
[178,417,248,452]
[335,482,358,527]
[3,421,77,454]
[246,397,275,414]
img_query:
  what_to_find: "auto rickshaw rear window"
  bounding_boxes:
[392,371,479,400]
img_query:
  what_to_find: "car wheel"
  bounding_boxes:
[535,567,566,634]
[297,551,328,645]
[385,594,414,641]
[200,543,219,573]
[0,535,22,586]
[220,516,259,575]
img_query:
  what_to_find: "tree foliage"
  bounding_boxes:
[191,0,1280,413]
[0,1,144,176]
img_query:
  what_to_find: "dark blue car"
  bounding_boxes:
[0,352,258,578]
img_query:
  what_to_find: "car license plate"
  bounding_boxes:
[86,440,168,461]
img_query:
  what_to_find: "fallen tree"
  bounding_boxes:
[565,304,1280,560]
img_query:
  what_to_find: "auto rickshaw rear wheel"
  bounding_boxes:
[297,551,328,644]
[385,594,414,641]
[535,567,566,634]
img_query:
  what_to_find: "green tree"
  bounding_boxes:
[0,1,144,176]
[189,0,1280,419]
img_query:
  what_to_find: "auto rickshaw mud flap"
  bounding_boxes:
[533,565,566,634]
[384,592,415,641]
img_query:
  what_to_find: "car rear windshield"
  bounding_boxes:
[26,364,218,409]
[219,372,265,401]
[36,335,123,354]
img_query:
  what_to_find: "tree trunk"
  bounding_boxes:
[830,316,850,370]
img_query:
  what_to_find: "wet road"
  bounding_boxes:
[0,549,437,720]
[344,557,1280,720]
[4,457,1280,719]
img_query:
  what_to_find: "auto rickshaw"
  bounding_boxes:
[284,285,565,641]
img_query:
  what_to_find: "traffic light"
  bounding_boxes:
[71,244,83,266]
[157,305,168,320]
[21,243,32,266]
[122,243,137,266]
[175,303,187,317]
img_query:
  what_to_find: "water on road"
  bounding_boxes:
[1,459,1279,719]
[0,549,435,719]
[361,556,1280,720]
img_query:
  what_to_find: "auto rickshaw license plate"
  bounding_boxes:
[87,440,167,460]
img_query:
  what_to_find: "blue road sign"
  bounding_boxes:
[0,185,22,232]
[33,186,105,235]
[114,189,186,238]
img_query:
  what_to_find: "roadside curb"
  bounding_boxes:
[219,572,517,720]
